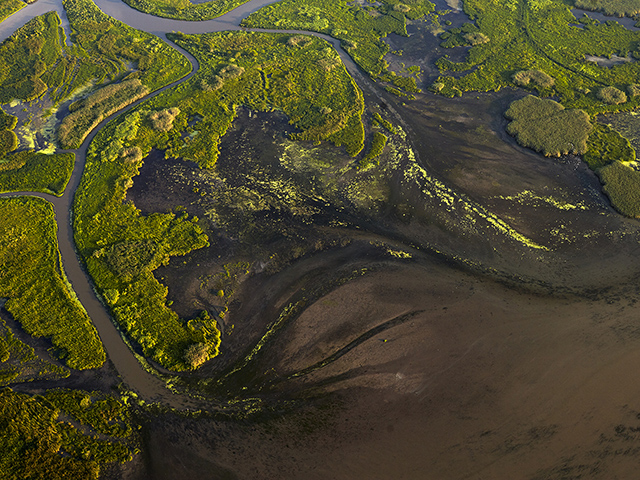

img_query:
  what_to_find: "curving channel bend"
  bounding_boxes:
[0,0,372,408]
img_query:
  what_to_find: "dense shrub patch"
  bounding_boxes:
[505,96,592,156]
[0,197,105,369]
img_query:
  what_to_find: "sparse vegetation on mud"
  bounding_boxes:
[0,388,135,480]
[72,30,368,370]
[129,31,365,168]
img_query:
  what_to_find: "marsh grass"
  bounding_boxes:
[600,161,640,217]
[0,151,74,196]
[242,0,434,93]
[0,197,105,369]
[598,86,627,104]
[58,79,149,148]
[0,388,134,480]
[505,95,592,156]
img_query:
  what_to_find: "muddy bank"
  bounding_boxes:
[133,256,640,479]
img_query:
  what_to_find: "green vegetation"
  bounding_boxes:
[242,0,435,93]
[0,107,18,158]
[599,161,640,217]
[0,151,74,196]
[0,317,69,386]
[0,12,67,104]
[0,0,25,24]
[134,31,365,166]
[583,122,635,169]
[0,388,135,480]
[0,0,190,107]
[513,69,555,89]
[373,112,397,134]
[575,0,640,17]
[598,85,627,104]
[74,117,217,370]
[505,96,592,156]
[361,131,388,166]
[0,197,105,369]
[122,0,248,21]
[434,0,640,115]
[73,31,365,369]
[58,79,149,148]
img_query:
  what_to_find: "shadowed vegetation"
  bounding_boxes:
[0,317,69,387]
[0,388,135,480]
[505,95,592,156]
[0,197,105,370]
[242,0,434,93]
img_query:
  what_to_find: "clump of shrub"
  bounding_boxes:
[287,35,312,47]
[200,75,224,91]
[120,146,143,163]
[463,32,489,45]
[505,95,592,156]
[58,79,149,148]
[513,70,555,89]
[584,123,635,170]
[201,65,245,92]
[149,107,180,132]
[598,86,627,105]
[318,57,340,71]
[219,64,245,80]
[394,3,411,12]
[184,342,211,368]
[599,161,640,217]
[627,84,640,97]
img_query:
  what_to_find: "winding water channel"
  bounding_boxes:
[0,0,380,408]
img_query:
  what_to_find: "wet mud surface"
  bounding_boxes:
[122,71,640,478]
